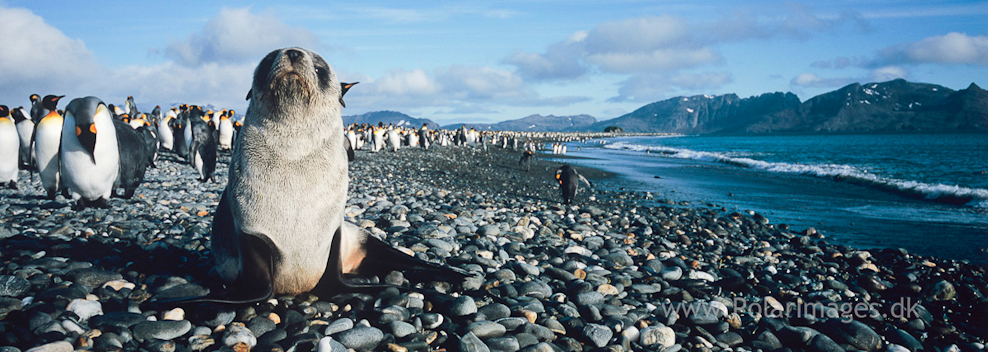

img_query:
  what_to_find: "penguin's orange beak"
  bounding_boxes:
[76,123,98,163]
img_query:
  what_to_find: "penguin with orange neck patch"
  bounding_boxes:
[61,97,119,209]
[31,95,66,199]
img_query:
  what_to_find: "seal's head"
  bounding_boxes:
[247,47,341,124]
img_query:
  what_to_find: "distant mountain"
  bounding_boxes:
[344,111,439,129]
[442,114,597,132]
[592,79,988,134]
[587,92,800,133]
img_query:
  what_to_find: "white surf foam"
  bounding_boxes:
[604,141,988,208]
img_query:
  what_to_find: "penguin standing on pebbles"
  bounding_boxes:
[555,165,593,205]
[188,107,218,182]
[32,95,66,199]
[518,150,533,172]
[0,106,20,188]
[61,96,119,209]
[11,107,34,169]
[111,118,150,198]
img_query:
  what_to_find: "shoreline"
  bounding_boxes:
[0,142,985,351]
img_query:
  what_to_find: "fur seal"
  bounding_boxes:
[555,165,593,205]
[175,47,465,304]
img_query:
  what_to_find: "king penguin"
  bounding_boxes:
[157,107,176,151]
[188,107,218,182]
[112,118,150,198]
[0,106,19,188]
[61,96,119,209]
[31,95,66,199]
[171,106,190,159]
[218,110,234,150]
[12,107,34,169]
[28,94,42,124]
[555,165,593,205]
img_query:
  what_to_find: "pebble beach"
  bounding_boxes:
[1,141,986,352]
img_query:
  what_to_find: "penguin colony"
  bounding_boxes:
[1,92,607,208]
[0,47,617,299]
[0,93,247,210]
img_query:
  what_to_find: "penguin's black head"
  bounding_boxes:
[0,105,9,118]
[42,95,65,111]
[11,107,27,123]
[30,94,40,104]
[65,96,108,163]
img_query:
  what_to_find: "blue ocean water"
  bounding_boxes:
[554,134,988,263]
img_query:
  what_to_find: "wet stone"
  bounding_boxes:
[68,268,122,288]
[390,321,416,338]
[334,326,384,350]
[468,321,506,339]
[449,295,478,316]
[460,332,490,352]
[133,320,192,342]
[486,336,520,352]
[222,323,256,348]
[478,303,510,320]
[0,275,30,297]
[583,323,613,348]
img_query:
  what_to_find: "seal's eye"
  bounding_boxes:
[315,66,330,88]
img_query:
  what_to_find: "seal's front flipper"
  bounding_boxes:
[148,193,275,306]
[311,225,392,296]
[345,222,472,282]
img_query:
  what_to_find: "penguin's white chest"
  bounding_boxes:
[60,115,119,201]
[218,120,234,149]
[0,120,18,182]
[158,120,174,149]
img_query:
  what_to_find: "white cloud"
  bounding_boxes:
[881,32,988,66]
[789,73,855,88]
[869,66,908,81]
[608,71,733,103]
[164,7,319,67]
[0,5,103,100]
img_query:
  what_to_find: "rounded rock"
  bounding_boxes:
[334,326,385,350]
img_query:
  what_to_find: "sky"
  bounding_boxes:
[1,1,986,126]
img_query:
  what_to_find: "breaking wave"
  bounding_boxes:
[604,141,988,208]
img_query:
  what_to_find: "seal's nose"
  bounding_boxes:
[286,49,303,63]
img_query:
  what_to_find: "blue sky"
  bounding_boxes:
[1,1,986,126]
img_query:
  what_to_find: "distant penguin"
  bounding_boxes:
[12,107,34,169]
[31,95,66,199]
[171,108,190,159]
[555,165,593,205]
[138,125,158,168]
[28,94,43,124]
[372,125,386,152]
[0,106,19,188]
[387,125,401,152]
[129,113,150,129]
[111,119,150,199]
[346,128,358,154]
[188,107,218,182]
[61,96,119,209]
[158,108,175,150]
[518,150,533,172]
[124,95,138,116]
[419,124,430,150]
[183,109,194,157]
[218,111,234,150]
